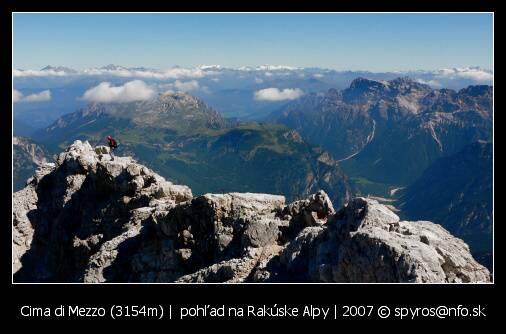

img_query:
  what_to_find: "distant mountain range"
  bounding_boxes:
[14,64,493,88]
[13,64,493,129]
[32,92,353,207]
[270,77,492,192]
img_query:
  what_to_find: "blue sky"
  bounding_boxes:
[13,13,493,71]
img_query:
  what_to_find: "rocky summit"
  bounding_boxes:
[13,141,490,283]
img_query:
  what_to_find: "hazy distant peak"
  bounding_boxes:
[159,91,201,103]
[40,65,77,73]
[99,64,128,71]
[349,77,387,89]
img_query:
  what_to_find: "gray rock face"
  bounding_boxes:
[281,190,335,232]
[13,140,192,282]
[282,197,490,283]
[12,141,490,283]
[129,192,286,282]
[12,186,39,275]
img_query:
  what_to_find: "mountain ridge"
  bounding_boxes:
[270,78,492,188]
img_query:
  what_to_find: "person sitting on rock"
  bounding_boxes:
[106,135,118,160]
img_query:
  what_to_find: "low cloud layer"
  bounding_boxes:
[13,89,51,103]
[13,69,69,77]
[13,65,493,89]
[13,66,216,80]
[436,67,493,82]
[159,80,205,94]
[254,88,304,101]
[413,68,493,88]
[82,67,210,80]
[12,64,300,78]
[82,80,155,103]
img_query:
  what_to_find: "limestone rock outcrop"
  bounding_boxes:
[13,140,192,282]
[281,197,490,283]
[12,140,490,283]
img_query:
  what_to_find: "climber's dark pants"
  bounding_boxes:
[109,146,116,159]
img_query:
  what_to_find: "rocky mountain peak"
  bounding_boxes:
[141,92,228,129]
[343,77,391,104]
[48,92,229,134]
[458,85,492,97]
[13,140,490,283]
[40,65,77,73]
[388,76,432,93]
[100,64,128,71]
[348,77,388,92]
[159,91,205,108]
[343,77,433,104]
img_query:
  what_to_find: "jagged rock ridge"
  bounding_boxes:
[13,141,490,283]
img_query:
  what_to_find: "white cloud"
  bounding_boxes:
[81,80,155,103]
[415,79,442,88]
[435,67,493,82]
[173,80,200,92]
[254,88,304,101]
[313,73,324,78]
[254,77,264,84]
[13,89,51,103]
[13,89,23,103]
[23,90,51,102]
